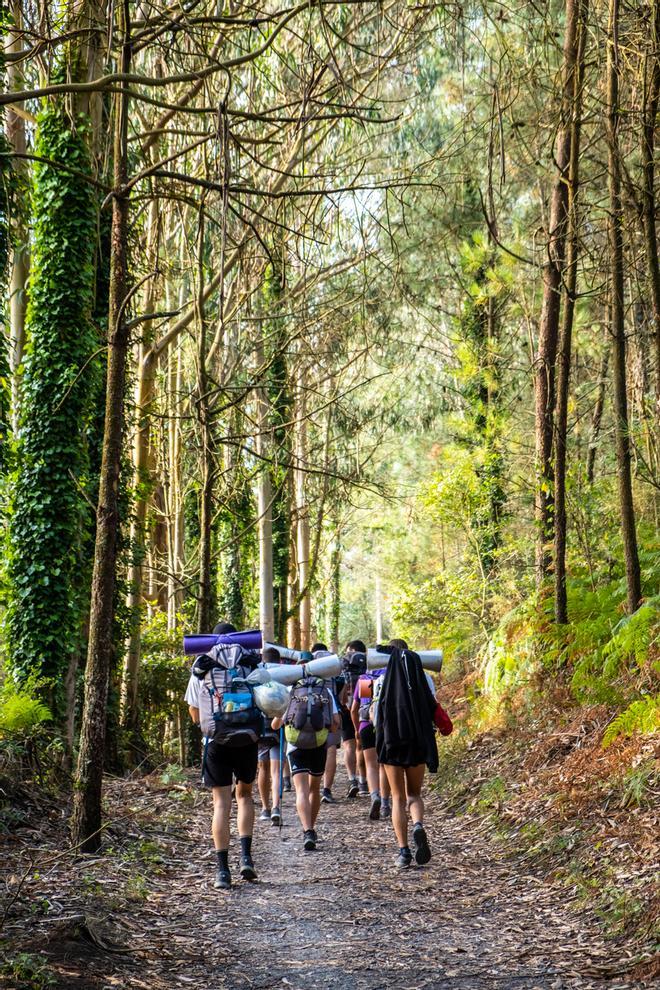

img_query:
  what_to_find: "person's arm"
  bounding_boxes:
[271,716,284,730]
[351,698,360,733]
[189,705,200,723]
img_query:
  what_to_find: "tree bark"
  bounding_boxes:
[553,0,589,624]
[606,0,642,613]
[71,0,132,853]
[586,348,610,484]
[256,336,275,643]
[534,0,582,588]
[641,0,660,415]
[295,374,311,650]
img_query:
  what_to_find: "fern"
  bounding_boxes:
[602,695,660,748]
[0,680,52,737]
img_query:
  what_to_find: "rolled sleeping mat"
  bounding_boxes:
[247,654,342,686]
[367,648,444,673]
[183,629,263,656]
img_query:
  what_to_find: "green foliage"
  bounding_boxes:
[5,105,99,715]
[137,612,189,758]
[0,951,55,990]
[615,758,658,808]
[602,696,660,749]
[0,676,51,737]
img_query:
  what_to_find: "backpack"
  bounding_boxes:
[356,674,374,723]
[342,652,367,694]
[194,646,262,746]
[284,677,333,749]
[370,674,386,727]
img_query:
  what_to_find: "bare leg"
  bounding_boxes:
[343,738,356,778]
[236,780,255,838]
[404,765,426,825]
[324,745,337,791]
[294,772,312,830]
[309,775,322,828]
[384,765,408,847]
[270,758,281,810]
[211,785,232,850]
[380,766,391,799]
[363,747,380,794]
[257,760,270,811]
[356,742,366,781]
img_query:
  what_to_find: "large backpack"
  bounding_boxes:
[194,646,262,746]
[356,674,374,723]
[370,673,386,727]
[342,651,367,694]
[284,677,333,749]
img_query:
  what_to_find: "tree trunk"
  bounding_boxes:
[256,337,275,642]
[71,0,132,853]
[534,0,582,588]
[586,348,610,484]
[641,0,660,415]
[295,375,311,650]
[5,3,29,433]
[196,210,214,633]
[327,534,341,653]
[553,0,589,624]
[606,0,642,613]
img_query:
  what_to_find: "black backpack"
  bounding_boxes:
[342,651,367,693]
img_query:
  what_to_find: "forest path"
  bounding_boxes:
[1,769,648,989]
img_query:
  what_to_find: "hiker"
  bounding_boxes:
[184,621,261,890]
[350,664,391,820]
[340,640,367,798]
[271,673,341,851]
[311,643,343,804]
[257,646,286,826]
[375,638,439,869]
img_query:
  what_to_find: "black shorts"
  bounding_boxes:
[340,706,355,741]
[289,746,327,777]
[359,723,376,751]
[203,739,258,788]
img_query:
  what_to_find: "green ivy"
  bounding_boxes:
[5,105,99,717]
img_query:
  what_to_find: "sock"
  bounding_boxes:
[217,850,229,871]
[358,776,366,785]
[400,846,411,857]
[382,798,391,807]
[370,791,380,800]
[413,821,423,831]
[240,835,252,858]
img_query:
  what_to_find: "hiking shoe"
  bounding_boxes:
[412,823,431,866]
[369,794,381,820]
[346,779,359,799]
[239,856,258,881]
[214,867,232,889]
[321,788,335,804]
[358,782,369,796]
[283,778,292,792]
[303,829,317,851]
[271,807,282,826]
[259,808,271,821]
[395,849,412,869]
[310,828,318,842]
[382,800,392,819]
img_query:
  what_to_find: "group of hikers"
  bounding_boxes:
[184,622,452,890]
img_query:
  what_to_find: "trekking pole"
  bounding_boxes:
[278,726,284,833]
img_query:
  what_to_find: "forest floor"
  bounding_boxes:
[1,753,657,990]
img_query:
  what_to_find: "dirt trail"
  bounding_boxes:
[1,770,650,989]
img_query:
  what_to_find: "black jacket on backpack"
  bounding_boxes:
[375,646,438,773]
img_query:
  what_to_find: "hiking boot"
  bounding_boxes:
[412,823,431,865]
[381,800,392,819]
[303,829,317,851]
[239,856,258,881]
[358,782,369,796]
[271,807,282,826]
[259,808,271,821]
[321,788,335,804]
[346,779,359,799]
[395,848,412,869]
[369,794,381,821]
[310,828,318,842]
[214,867,232,889]
[283,778,292,792]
